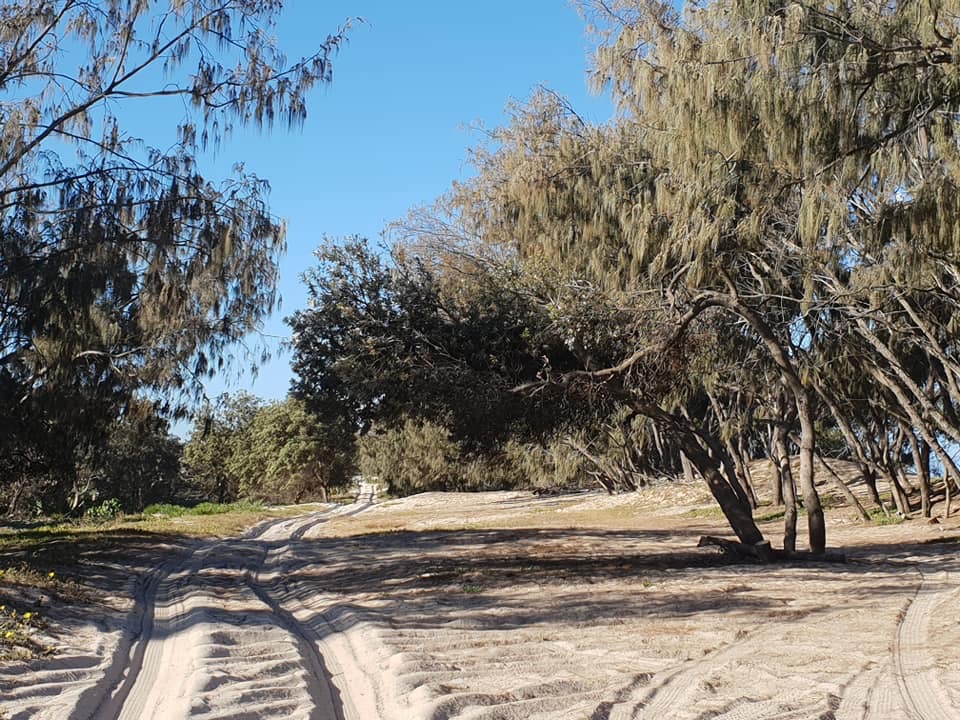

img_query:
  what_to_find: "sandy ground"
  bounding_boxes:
[1,474,959,719]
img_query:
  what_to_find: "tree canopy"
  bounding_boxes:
[292,0,960,555]
[0,1,349,510]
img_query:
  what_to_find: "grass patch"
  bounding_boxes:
[867,507,904,525]
[684,506,725,519]
[142,500,265,517]
[0,503,310,564]
[755,509,786,523]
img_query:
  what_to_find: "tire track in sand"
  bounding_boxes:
[601,624,831,720]
[249,495,385,720]
[66,549,195,720]
[70,499,374,720]
[889,567,957,720]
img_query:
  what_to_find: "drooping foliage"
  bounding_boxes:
[292,0,960,554]
[0,1,349,509]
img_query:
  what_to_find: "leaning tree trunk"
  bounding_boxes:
[700,291,825,553]
[814,452,871,522]
[865,364,960,504]
[679,451,697,484]
[813,379,887,510]
[903,426,931,518]
[642,403,765,546]
[706,390,758,508]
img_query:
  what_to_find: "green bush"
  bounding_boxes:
[359,420,460,496]
[84,498,123,523]
[142,503,189,517]
[191,501,263,515]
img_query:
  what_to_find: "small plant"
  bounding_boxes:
[84,498,123,523]
[191,500,263,515]
[141,500,263,517]
[867,507,904,525]
[142,503,189,517]
[0,604,53,660]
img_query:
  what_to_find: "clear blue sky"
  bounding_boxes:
[191,1,613,415]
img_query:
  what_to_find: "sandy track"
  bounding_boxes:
[78,508,359,720]
[2,492,383,720]
[2,480,960,719]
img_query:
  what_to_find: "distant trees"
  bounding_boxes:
[1,400,182,516]
[0,1,350,511]
[182,394,354,505]
[182,392,263,505]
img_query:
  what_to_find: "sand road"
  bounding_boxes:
[2,482,959,719]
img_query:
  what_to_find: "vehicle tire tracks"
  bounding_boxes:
[69,494,378,720]
[889,567,958,720]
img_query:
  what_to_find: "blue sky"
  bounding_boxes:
[191,1,613,414]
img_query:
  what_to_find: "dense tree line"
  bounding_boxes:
[292,0,960,555]
[181,394,353,506]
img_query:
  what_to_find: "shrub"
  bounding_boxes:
[83,498,123,523]
[359,420,460,496]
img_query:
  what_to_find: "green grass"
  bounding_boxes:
[683,506,725,519]
[0,502,308,561]
[755,509,786,523]
[142,500,265,517]
[867,507,904,525]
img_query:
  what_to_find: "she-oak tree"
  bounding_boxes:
[1,0,350,510]
[0,0,349,411]
[360,0,960,555]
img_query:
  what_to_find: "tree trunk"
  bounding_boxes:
[861,467,887,513]
[705,390,758,508]
[6,481,24,516]
[815,452,871,522]
[738,436,759,504]
[919,439,932,519]
[864,365,960,506]
[683,440,765,546]
[944,475,952,520]
[773,423,798,553]
[796,395,826,554]
[680,452,697,483]
[695,290,825,553]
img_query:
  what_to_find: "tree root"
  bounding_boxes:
[697,535,846,563]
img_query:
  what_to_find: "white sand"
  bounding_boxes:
[2,475,959,719]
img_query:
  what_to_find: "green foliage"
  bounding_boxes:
[290,238,577,446]
[182,394,354,505]
[1,1,349,513]
[142,504,191,517]
[83,499,123,523]
[234,399,354,503]
[0,401,183,517]
[358,420,461,496]
[182,392,263,504]
[142,501,263,517]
